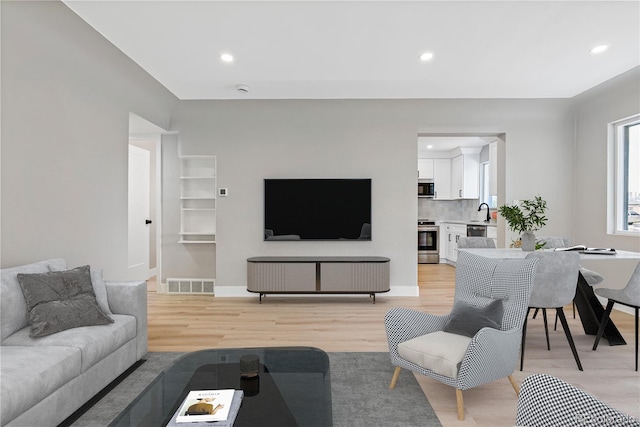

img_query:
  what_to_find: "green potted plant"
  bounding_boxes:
[498,196,547,251]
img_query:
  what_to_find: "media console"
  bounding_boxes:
[247,256,390,303]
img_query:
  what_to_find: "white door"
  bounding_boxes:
[128,145,150,279]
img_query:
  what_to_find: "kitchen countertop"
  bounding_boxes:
[438,220,497,227]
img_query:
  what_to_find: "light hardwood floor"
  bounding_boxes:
[147,264,639,427]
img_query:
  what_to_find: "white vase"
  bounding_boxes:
[521,231,536,252]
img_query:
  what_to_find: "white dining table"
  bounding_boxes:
[460,248,640,346]
[460,247,640,261]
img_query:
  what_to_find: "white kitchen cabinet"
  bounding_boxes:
[450,155,464,198]
[417,158,434,180]
[433,158,451,199]
[442,223,466,263]
[179,155,216,244]
[450,150,480,199]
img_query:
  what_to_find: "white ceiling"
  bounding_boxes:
[417,136,491,154]
[63,1,639,100]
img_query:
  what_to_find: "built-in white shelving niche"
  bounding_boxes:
[179,155,216,244]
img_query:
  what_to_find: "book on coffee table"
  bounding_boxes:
[166,389,243,426]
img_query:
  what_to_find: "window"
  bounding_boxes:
[609,114,640,234]
[479,162,497,208]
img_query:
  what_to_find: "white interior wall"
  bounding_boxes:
[1,1,177,279]
[167,99,575,295]
[572,68,640,290]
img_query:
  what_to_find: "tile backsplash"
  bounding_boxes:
[418,198,488,222]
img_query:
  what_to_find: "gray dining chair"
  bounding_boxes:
[457,236,496,249]
[537,236,604,328]
[593,261,640,371]
[522,251,583,370]
[538,236,604,286]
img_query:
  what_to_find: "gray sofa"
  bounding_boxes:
[0,259,147,427]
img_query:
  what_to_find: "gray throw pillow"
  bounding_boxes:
[48,263,112,314]
[442,299,503,338]
[17,265,113,337]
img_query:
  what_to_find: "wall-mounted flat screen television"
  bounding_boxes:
[264,178,371,241]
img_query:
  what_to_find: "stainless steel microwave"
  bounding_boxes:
[418,181,435,198]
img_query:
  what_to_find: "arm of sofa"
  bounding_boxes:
[105,281,148,360]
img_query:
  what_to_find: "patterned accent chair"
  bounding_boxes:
[385,251,539,421]
[457,236,496,248]
[516,373,640,426]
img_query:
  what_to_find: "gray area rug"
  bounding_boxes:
[70,352,441,427]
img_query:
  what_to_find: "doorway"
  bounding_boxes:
[128,113,167,282]
[128,144,151,279]
[416,133,506,252]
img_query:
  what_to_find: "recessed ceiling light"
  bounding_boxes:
[590,44,609,54]
[427,145,434,149]
[220,53,234,62]
[419,52,434,62]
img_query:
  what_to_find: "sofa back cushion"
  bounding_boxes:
[0,259,66,341]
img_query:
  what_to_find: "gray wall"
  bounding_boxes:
[1,1,178,279]
[572,67,640,289]
[4,1,636,294]
[168,99,575,295]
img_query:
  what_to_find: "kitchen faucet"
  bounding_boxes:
[478,203,491,222]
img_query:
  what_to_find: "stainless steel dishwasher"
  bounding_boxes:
[466,224,487,237]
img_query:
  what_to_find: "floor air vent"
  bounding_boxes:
[166,278,215,294]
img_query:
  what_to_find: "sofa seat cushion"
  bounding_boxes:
[0,345,81,424]
[0,259,67,341]
[2,314,136,373]
[398,331,472,379]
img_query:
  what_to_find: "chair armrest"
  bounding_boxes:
[516,374,640,426]
[456,327,522,389]
[384,307,450,357]
[105,281,148,360]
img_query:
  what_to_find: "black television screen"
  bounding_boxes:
[264,179,371,241]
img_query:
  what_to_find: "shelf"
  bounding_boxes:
[179,232,216,244]
[179,155,217,245]
[180,196,216,200]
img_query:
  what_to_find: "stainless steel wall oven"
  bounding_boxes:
[418,220,439,264]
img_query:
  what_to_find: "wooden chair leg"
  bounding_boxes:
[508,375,520,396]
[456,389,465,421]
[389,366,401,389]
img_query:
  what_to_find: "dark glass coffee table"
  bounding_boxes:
[109,347,332,427]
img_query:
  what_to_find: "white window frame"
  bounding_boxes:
[608,114,640,236]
